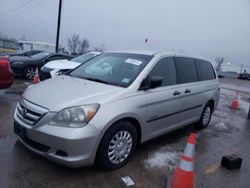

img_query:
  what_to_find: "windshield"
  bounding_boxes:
[31,52,50,59]
[69,53,153,88]
[71,53,99,63]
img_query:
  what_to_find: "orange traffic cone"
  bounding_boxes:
[33,66,40,84]
[170,133,195,188]
[230,91,239,109]
[230,99,239,109]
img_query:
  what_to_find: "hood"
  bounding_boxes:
[44,59,80,70]
[22,75,124,111]
[9,56,32,63]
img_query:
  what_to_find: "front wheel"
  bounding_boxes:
[196,103,213,129]
[23,66,36,80]
[95,121,137,170]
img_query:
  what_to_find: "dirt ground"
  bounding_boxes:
[0,78,250,188]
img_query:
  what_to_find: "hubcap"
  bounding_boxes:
[202,107,211,125]
[26,68,36,79]
[108,130,133,164]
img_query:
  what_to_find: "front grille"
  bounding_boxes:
[24,136,51,152]
[16,102,43,125]
[14,121,50,152]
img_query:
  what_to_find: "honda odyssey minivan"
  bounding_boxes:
[14,51,219,170]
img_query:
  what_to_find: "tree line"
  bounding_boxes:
[66,33,105,55]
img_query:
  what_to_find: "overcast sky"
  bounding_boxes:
[0,0,250,71]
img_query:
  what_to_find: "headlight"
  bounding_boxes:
[49,104,100,128]
[13,61,25,65]
[41,66,45,71]
[41,66,53,72]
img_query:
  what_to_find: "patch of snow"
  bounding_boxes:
[214,122,228,131]
[144,146,181,169]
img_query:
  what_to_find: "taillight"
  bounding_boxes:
[0,57,8,67]
[0,57,12,72]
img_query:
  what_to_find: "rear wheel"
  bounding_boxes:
[196,103,213,129]
[96,121,137,170]
[24,66,36,80]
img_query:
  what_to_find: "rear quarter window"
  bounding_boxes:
[196,59,216,80]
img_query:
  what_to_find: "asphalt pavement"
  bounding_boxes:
[0,78,250,188]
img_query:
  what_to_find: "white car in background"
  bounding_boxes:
[39,52,101,80]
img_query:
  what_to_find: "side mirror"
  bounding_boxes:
[139,76,163,90]
[150,76,163,89]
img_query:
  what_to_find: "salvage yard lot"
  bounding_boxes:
[0,78,250,188]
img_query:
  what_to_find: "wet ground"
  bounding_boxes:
[0,78,250,188]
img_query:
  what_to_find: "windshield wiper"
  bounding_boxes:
[69,75,121,87]
[84,77,110,85]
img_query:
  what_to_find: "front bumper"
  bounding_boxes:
[13,99,101,167]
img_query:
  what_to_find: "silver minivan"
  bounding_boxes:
[14,51,219,170]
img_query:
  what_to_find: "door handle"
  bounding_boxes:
[185,89,191,94]
[173,91,181,96]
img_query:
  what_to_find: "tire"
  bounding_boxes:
[196,102,213,129]
[23,66,36,80]
[95,121,137,170]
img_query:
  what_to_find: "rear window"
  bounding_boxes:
[175,57,198,84]
[196,59,216,80]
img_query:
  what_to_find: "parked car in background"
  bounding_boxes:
[0,57,14,89]
[39,52,101,80]
[238,71,250,80]
[14,51,219,170]
[217,71,238,79]
[1,50,43,58]
[10,52,73,79]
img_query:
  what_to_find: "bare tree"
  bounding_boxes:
[78,38,90,54]
[215,57,224,72]
[67,34,81,54]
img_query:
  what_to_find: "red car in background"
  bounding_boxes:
[0,57,14,89]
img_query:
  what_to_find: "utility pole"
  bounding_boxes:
[55,0,62,53]
[240,64,243,74]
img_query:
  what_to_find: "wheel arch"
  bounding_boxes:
[99,116,142,147]
[207,99,215,112]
